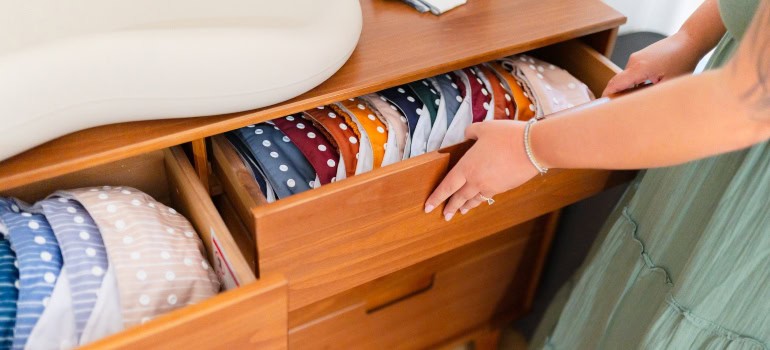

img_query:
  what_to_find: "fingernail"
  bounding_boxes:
[444,213,454,221]
[460,208,469,215]
[424,204,435,213]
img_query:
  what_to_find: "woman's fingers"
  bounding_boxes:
[603,69,646,97]
[424,164,466,214]
[443,183,479,221]
[459,196,484,215]
[464,122,482,140]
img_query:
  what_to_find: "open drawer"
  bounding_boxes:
[288,218,553,349]
[211,39,635,311]
[1,148,288,349]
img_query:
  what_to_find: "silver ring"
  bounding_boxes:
[478,193,495,205]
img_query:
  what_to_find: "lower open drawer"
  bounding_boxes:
[211,39,635,312]
[1,148,288,349]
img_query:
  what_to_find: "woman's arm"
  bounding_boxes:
[603,0,726,95]
[425,0,770,220]
[536,0,770,170]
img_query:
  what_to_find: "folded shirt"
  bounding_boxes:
[424,78,450,152]
[506,55,595,117]
[477,64,513,120]
[379,86,431,157]
[230,124,317,198]
[0,237,18,350]
[304,107,360,181]
[335,98,390,169]
[59,187,220,328]
[31,196,108,347]
[359,94,408,165]
[0,198,63,350]
[441,71,474,148]
[329,103,374,174]
[486,61,536,121]
[274,114,339,186]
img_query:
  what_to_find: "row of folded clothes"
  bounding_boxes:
[0,188,219,349]
[226,54,595,202]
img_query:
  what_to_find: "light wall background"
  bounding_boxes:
[603,0,704,35]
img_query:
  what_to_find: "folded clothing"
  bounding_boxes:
[225,53,593,201]
[503,55,594,117]
[0,187,220,349]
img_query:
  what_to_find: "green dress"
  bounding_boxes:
[532,0,769,348]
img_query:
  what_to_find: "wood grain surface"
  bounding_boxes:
[81,273,288,350]
[0,0,624,191]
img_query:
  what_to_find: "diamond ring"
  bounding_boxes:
[478,193,495,205]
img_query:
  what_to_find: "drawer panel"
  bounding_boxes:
[212,39,634,311]
[288,223,547,349]
[1,148,287,349]
[82,273,286,350]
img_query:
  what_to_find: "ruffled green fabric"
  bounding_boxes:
[532,1,767,348]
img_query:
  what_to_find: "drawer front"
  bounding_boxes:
[212,40,634,311]
[288,223,547,349]
[83,273,287,350]
[1,148,288,349]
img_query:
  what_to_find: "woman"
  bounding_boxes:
[425,0,769,348]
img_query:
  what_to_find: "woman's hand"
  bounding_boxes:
[603,32,704,96]
[424,120,540,221]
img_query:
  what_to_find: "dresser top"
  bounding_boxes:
[0,0,624,191]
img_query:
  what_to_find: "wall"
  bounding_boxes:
[603,0,704,35]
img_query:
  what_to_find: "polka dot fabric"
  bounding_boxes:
[378,86,423,138]
[61,187,219,328]
[273,114,339,185]
[489,61,536,121]
[440,71,475,148]
[477,64,513,120]
[432,74,462,127]
[334,98,389,169]
[456,68,491,123]
[0,237,18,350]
[359,94,410,162]
[408,80,441,125]
[37,196,108,340]
[220,54,593,202]
[0,198,62,350]
[504,55,594,117]
[304,107,360,180]
[378,85,432,157]
[231,124,317,198]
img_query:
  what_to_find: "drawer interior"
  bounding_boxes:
[2,147,254,288]
[1,148,292,349]
[211,38,626,311]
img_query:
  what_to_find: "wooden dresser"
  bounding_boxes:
[0,1,630,348]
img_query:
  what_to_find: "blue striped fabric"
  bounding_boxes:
[0,238,18,350]
[0,198,63,350]
[39,196,108,342]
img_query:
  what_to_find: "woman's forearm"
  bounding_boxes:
[675,0,726,61]
[531,69,770,170]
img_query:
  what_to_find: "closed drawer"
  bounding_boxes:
[1,148,288,349]
[288,220,550,349]
[211,39,634,311]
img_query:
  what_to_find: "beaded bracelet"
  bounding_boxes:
[524,118,548,175]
